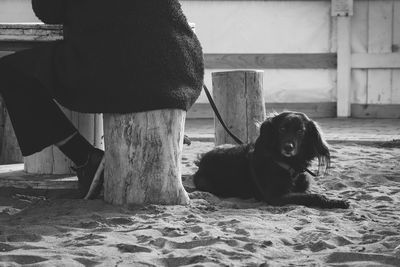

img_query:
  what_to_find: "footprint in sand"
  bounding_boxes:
[325,252,400,266]
[375,196,393,202]
[152,236,239,251]
[234,228,249,236]
[360,234,384,245]
[187,225,203,233]
[116,243,152,253]
[160,227,187,237]
[215,248,253,260]
[74,257,101,267]
[4,232,42,242]
[315,239,337,251]
[78,221,102,229]
[107,217,135,226]
[62,234,105,248]
[163,255,211,267]
[0,242,16,252]
[326,182,348,191]
[0,255,48,265]
[150,237,168,248]
[74,234,105,241]
[136,235,153,243]
[170,237,221,249]
[333,235,353,246]
[243,243,257,252]
[184,214,202,224]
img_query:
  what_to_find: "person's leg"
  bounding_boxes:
[0,59,103,198]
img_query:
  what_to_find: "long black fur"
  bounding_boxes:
[193,111,349,209]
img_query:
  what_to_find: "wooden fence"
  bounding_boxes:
[181,0,400,118]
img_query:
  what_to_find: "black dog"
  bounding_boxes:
[193,111,349,209]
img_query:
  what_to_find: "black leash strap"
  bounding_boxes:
[305,168,317,177]
[202,84,244,145]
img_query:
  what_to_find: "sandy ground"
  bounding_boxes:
[0,140,400,266]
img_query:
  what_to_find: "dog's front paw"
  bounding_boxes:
[328,199,350,209]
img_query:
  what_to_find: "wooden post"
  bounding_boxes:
[103,109,189,206]
[332,0,353,117]
[212,70,266,146]
[24,107,103,175]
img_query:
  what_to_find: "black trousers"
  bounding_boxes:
[0,57,77,156]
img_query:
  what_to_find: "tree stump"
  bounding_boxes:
[212,70,266,145]
[24,106,103,174]
[103,109,189,206]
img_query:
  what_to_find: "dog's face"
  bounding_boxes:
[276,113,307,158]
[256,111,330,172]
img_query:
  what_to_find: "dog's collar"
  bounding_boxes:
[273,160,317,177]
[273,160,297,176]
[248,152,318,201]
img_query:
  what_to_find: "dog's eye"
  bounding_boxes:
[297,129,305,135]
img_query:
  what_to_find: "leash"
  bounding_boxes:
[274,160,317,177]
[202,84,244,145]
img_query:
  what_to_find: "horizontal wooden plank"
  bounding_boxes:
[205,53,337,69]
[0,23,336,69]
[0,163,195,193]
[0,49,338,69]
[0,23,62,30]
[188,102,337,118]
[0,22,195,41]
[0,164,77,190]
[0,23,63,42]
[190,102,400,119]
[351,104,400,118]
[265,102,336,117]
[182,0,331,1]
[352,53,400,69]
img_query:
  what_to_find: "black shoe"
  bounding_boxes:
[73,148,105,199]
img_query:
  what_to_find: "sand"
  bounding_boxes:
[0,140,399,266]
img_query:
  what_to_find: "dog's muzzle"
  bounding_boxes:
[281,142,297,157]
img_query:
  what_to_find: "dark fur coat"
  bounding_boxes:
[3,0,204,113]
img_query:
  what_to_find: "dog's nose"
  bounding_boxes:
[284,143,295,152]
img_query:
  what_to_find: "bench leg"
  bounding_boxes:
[103,109,189,205]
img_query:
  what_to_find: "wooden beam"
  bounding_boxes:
[187,102,337,119]
[0,164,77,190]
[0,51,338,69]
[352,53,400,69]
[336,16,352,117]
[182,0,331,1]
[205,53,337,69]
[367,1,393,105]
[351,104,400,119]
[0,23,62,42]
[265,102,336,118]
[392,1,400,103]
[0,163,195,194]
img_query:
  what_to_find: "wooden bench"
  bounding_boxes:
[0,23,192,205]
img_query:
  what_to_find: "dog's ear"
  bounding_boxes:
[306,120,330,174]
[256,118,275,147]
